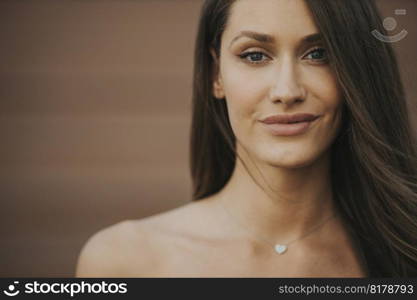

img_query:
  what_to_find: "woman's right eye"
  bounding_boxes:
[238,51,270,65]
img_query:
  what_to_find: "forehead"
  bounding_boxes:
[224,0,319,41]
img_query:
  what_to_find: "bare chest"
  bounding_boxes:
[128,236,366,277]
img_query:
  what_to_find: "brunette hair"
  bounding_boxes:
[189,0,417,277]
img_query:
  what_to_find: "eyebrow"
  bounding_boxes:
[229,30,323,48]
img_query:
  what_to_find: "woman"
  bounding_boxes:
[76,0,417,277]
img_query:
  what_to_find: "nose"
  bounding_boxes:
[268,56,305,105]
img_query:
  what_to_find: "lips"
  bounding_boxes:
[259,113,320,136]
[260,113,320,124]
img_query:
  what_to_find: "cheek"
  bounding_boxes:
[304,67,342,110]
[304,68,343,134]
[304,67,341,102]
[301,68,344,145]
[221,63,265,123]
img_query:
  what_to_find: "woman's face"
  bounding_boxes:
[212,0,343,169]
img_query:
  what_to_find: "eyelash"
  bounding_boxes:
[238,47,328,65]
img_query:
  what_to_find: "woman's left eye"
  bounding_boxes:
[304,48,327,62]
[238,51,269,64]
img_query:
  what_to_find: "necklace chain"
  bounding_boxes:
[218,199,337,253]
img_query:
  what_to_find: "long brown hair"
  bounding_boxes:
[189,0,417,277]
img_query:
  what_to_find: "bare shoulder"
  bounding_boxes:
[75,200,213,277]
[75,219,156,277]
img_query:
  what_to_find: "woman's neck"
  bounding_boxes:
[215,150,338,244]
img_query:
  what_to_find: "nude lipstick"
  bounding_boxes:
[259,113,320,136]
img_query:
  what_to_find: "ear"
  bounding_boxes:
[210,48,225,99]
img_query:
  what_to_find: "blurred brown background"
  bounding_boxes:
[0,0,416,277]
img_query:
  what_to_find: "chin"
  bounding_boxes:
[262,151,319,169]
[267,160,315,170]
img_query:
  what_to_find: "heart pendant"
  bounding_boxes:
[274,244,287,254]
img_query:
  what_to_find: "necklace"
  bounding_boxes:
[218,200,337,255]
